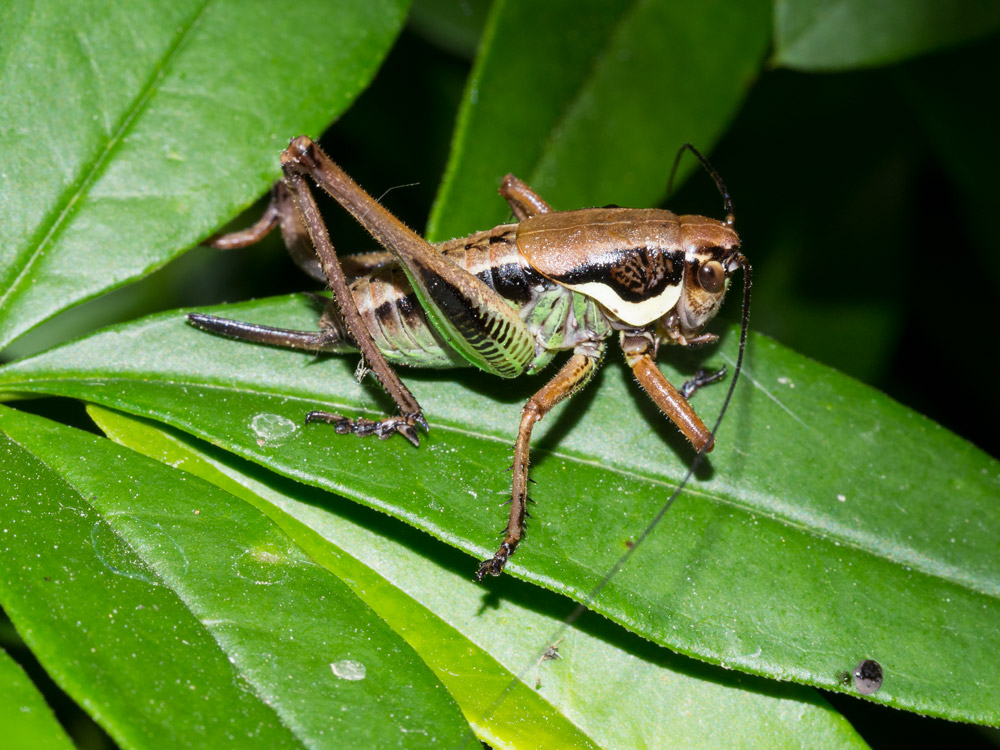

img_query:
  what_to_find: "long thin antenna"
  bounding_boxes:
[667,142,735,227]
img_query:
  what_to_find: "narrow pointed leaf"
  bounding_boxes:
[0,647,74,750]
[0,0,408,350]
[90,404,870,749]
[427,0,770,242]
[773,0,1000,71]
[0,296,997,724]
[0,405,473,748]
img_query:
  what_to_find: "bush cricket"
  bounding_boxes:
[189,136,751,579]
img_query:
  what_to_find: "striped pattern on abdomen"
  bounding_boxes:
[344,224,544,368]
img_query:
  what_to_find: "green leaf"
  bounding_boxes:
[0,0,409,352]
[0,404,473,748]
[0,647,74,750]
[88,405,600,750]
[773,0,1000,71]
[425,0,770,242]
[89,404,869,749]
[409,0,492,59]
[0,295,997,725]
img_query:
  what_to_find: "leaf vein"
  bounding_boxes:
[1,420,303,742]
[0,0,213,321]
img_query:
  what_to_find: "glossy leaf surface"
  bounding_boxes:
[0,0,408,350]
[0,405,472,748]
[0,295,996,724]
[773,0,1000,70]
[89,406,600,750]
[90,404,869,749]
[426,0,771,241]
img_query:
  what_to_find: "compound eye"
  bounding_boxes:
[697,260,725,293]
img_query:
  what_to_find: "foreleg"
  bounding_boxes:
[622,330,714,453]
[680,366,728,399]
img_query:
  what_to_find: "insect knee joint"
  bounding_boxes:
[280,135,320,173]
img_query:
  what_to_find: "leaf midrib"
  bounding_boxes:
[0,1,212,330]
[1,421,313,746]
[2,368,993,602]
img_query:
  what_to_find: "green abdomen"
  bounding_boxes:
[349,226,611,370]
[350,264,468,368]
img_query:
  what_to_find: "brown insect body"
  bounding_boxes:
[318,212,738,374]
[516,207,740,332]
[190,136,750,580]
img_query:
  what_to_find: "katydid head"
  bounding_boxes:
[667,143,752,371]
[673,218,742,335]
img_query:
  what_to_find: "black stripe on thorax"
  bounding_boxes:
[454,228,542,306]
[553,245,683,303]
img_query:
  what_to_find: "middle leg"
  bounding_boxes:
[476,341,606,580]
